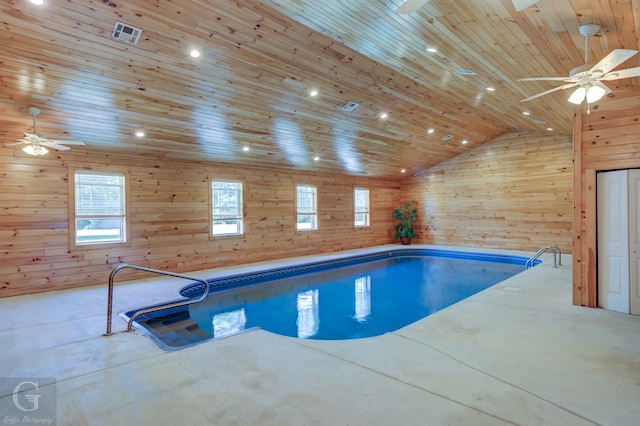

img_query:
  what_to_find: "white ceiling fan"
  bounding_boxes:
[4,107,85,156]
[395,0,537,14]
[518,24,640,111]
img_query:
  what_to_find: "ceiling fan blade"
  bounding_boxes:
[42,141,70,151]
[599,66,640,81]
[590,49,639,77]
[520,82,578,102]
[48,139,85,146]
[519,76,573,82]
[4,141,27,147]
[512,0,538,11]
[396,0,430,14]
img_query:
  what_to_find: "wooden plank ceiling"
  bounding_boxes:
[1,0,639,178]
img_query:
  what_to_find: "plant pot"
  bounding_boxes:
[400,236,412,245]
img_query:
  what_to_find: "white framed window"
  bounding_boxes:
[211,179,243,236]
[354,187,370,227]
[73,171,127,245]
[296,184,317,231]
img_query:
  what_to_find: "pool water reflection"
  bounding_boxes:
[131,254,525,350]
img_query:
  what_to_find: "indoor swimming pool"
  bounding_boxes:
[125,249,534,350]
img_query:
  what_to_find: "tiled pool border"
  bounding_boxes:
[179,248,537,299]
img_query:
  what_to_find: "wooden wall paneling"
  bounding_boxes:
[400,131,573,253]
[572,89,640,307]
[0,149,400,297]
[572,107,584,306]
[585,168,597,307]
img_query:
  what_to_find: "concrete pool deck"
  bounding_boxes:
[0,245,639,425]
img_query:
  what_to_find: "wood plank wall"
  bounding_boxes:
[573,89,640,307]
[400,131,573,252]
[1,128,577,298]
[0,149,400,297]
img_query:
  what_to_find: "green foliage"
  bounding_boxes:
[392,200,418,240]
[77,219,92,230]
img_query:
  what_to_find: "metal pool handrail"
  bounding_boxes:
[548,244,562,266]
[104,263,210,336]
[526,245,562,269]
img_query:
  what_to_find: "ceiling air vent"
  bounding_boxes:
[454,69,477,76]
[441,134,453,141]
[112,22,142,45]
[342,102,359,112]
[532,119,547,125]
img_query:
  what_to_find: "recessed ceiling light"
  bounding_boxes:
[427,128,435,134]
[462,139,468,145]
[401,169,406,173]
[486,87,496,92]
[310,90,318,97]
[427,47,438,53]
[547,127,554,131]
[190,49,200,58]
[380,113,388,119]
[313,156,320,161]
[135,131,145,137]
[30,0,44,5]
[243,146,250,152]
[522,111,531,116]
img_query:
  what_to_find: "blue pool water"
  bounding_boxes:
[128,250,531,350]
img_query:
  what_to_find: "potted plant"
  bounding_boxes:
[392,200,418,245]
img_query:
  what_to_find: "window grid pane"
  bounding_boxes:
[212,180,243,235]
[74,172,126,244]
[354,188,370,227]
[296,184,317,230]
[75,173,124,216]
[296,185,317,213]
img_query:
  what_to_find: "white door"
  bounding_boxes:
[597,170,630,313]
[629,169,640,314]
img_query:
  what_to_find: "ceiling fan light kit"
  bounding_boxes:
[4,106,85,155]
[394,5,629,114]
[22,144,49,156]
[567,87,587,104]
[568,84,607,105]
[586,85,607,103]
[519,24,640,113]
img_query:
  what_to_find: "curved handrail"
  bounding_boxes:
[548,244,562,266]
[526,245,561,269]
[104,263,210,336]
[526,247,547,269]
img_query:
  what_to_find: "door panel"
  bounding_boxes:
[597,170,630,314]
[629,169,640,315]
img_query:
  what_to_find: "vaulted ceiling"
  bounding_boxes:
[1,0,639,178]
